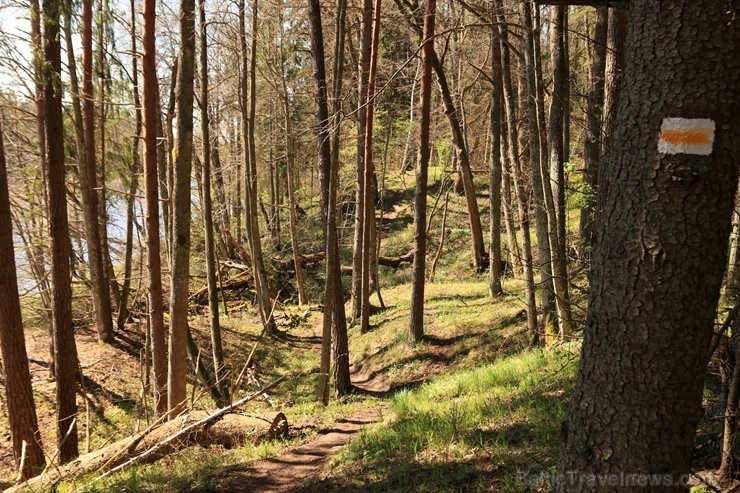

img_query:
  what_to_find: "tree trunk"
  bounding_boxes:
[720,315,740,483]
[546,5,573,341]
[409,0,435,345]
[155,81,172,265]
[0,123,46,481]
[277,13,307,306]
[142,0,168,418]
[307,0,351,402]
[596,6,627,238]
[72,0,115,344]
[578,7,608,257]
[351,0,372,323]
[521,0,554,342]
[556,2,740,490]
[360,0,381,334]
[328,0,352,397]
[168,0,197,417]
[210,117,231,258]
[117,0,142,332]
[488,0,504,298]
[96,48,122,312]
[44,0,80,460]
[500,18,537,344]
[198,0,227,405]
[30,0,55,379]
[243,0,277,337]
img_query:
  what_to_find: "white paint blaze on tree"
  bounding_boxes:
[556,1,740,491]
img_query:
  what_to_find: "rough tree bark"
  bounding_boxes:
[556,2,740,490]
[44,0,80,460]
[168,0,197,417]
[0,123,46,481]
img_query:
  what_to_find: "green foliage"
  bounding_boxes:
[301,346,578,492]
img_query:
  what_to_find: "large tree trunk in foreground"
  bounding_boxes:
[556,2,740,491]
[44,0,79,461]
[0,124,46,481]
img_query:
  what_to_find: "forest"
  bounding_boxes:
[0,0,738,491]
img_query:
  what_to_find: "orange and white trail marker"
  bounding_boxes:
[658,118,715,156]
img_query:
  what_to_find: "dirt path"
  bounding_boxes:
[223,372,390,493]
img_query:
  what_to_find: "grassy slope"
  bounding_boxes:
[7,165,585,492]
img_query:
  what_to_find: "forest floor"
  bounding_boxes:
[2,278,583,493]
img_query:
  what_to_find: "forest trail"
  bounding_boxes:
[219,372,390,493]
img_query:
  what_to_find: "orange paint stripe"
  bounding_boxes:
[659,128,712,147]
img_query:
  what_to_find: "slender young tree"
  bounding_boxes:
[328,0,352,397]
[244,0,278,337]
[350,0,373,322]
[142,0,167,417]
[500,15,537,343]
[44,0,79,460]
[0,123,46,481]
[168,0,197,417]
[198,0,227,404]
[359,0,381,334]
[409,0,435,344]
[307,0,351,402]
[29,0,55,377]
[520,0,554,341]
[117,0,142,332]
[488,0,504,298]
[556,1,740,489]
[578,7,608,256]
[80,0,115,343]
[546,5,573,341]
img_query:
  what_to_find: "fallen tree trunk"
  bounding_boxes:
[8,376,287,492]
[190,273,253,305]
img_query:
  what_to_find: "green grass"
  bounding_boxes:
[299,346,579,492]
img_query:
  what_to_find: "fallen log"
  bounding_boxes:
[378,251,414,268]
[189,274,253,305]
[7,376,287,492]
